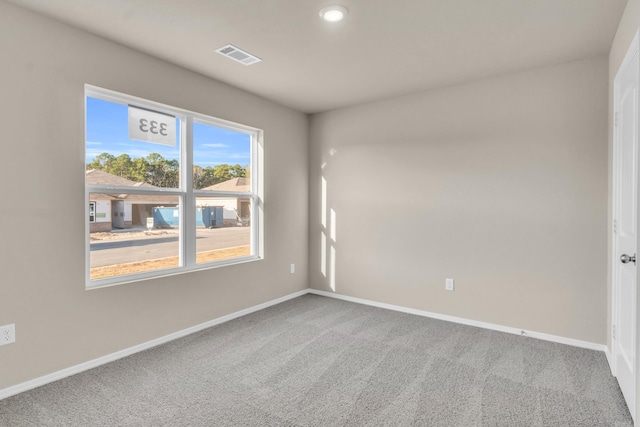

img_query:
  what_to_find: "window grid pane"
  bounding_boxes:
[85,86,260,286]
[195,196,251,265]
[88,192,181,280]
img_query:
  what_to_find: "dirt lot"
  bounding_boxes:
[90,230,176,242]
[90,245,251,280]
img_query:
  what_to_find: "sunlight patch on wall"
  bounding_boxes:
[330,246,336,292]
[321,232,327,277]
[321,177,327,228]
[330,208,337,242]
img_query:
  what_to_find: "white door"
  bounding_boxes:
[614,30,639,421]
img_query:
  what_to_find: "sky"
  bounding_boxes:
[86,96,251,167]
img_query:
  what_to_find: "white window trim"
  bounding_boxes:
[85,85,263,289]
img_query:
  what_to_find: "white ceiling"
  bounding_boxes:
[7,0,629,113]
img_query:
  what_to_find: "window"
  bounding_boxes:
[85,85,262,287]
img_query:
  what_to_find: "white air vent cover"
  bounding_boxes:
[215,44,262,66]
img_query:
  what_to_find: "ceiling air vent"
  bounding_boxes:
[215,44,262,66]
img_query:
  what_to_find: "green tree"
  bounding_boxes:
[213,164,232,183]
[130,157,149,183]
[108,154,133,178]
[87,152,115,170]
[211,164,246,183]
[88,153,245,189]
[231,164,247,178]
[193,165,217,189]
[146,153,179,187]
[164,159,179,188]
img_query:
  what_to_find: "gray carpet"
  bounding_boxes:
[0,294,633,426]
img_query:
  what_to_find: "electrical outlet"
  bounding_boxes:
[445,278,454,291]
[290,263,295,274]
[0,324,15,346]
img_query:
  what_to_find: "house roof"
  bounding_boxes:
[202,177,250,193]
[86,170,176,204]
[86,169,155,187]
[88,170,249,203]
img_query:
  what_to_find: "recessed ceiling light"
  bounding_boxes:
[319,5,348,22]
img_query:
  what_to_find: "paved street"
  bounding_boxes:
[90,227,250,267]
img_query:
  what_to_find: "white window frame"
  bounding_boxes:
[85,85,263,289]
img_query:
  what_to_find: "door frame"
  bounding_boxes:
[611,28,640,423]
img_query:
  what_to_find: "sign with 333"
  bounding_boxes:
[128,105,176,146]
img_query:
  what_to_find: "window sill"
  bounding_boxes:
[86,255,263,290]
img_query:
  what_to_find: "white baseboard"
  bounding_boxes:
[308,289,607,353]
[0,287,609,401]
[0,289,308,401]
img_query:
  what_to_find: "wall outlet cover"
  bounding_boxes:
[446,278,455,291]
[0,324,15,346]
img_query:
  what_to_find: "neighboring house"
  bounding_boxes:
[86,169,177,232]
[200,177,251,226]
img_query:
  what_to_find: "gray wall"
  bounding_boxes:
[309,56,609,344]
[0,2,308,389]
[608,0,640,417]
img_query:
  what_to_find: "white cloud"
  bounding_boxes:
[201,143,229,148]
